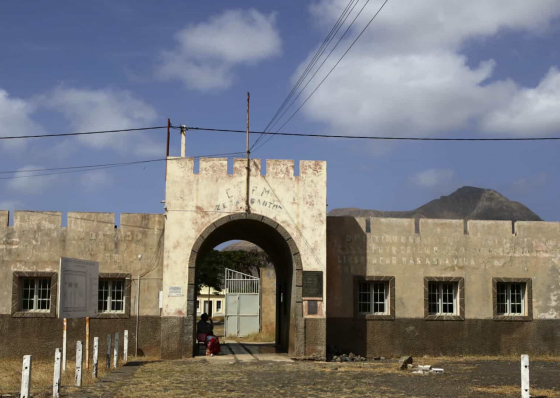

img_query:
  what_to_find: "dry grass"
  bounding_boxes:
[228,330,275,342]
[415,354,560,363]
[472,385,560,397]
[0,356,134,396]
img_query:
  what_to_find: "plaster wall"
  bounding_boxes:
[0,211,165,316]
[328,217,560,320]
[163,157,327,318]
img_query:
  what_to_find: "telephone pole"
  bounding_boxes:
[245,92,251,214]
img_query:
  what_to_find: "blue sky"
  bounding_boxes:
[1,0,560,224]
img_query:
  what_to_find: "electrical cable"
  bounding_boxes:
[253,0,390,153]
[0,151,245,180]
[0,126,167,140]
[252,0,359,149]
[179,126,560,142]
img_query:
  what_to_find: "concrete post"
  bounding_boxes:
[92,337,99,379]
[20,355,32,398]
[75,341,83,387]
[123,330,128,362]
[521,354,529,398]
[53,348,62,397]
[106,334,111,370]
[113,332,119,369]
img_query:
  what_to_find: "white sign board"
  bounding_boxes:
[58,257,99,319]
[168,286,183,297]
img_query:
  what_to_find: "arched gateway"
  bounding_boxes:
[161,156,327,359]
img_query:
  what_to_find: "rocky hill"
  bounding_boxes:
[328,186,542,222]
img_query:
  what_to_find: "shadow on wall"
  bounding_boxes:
[326,217,367,357]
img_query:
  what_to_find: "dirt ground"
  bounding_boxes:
[63,357,560,398]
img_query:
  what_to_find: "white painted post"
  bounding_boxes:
[113,332,119,369]
[123,330,128,362]
[75,341,83,387]
[106,334,111,370]
[521,354,530,398]
[53,348,62,397]
[20,355,32,398]
[62,318,67,372]
[92,337,99,379]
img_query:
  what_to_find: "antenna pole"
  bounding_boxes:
[245,92,251,214]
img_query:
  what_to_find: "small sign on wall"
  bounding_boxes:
[168,286,183,297]
[303,271,323,298]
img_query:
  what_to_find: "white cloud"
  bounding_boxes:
[482,67,560,135]
[411,169,455,188]
[297,1,560,138]
[80,169,113,192]
[156,9,282,91]
[42,87,161,156]
[5,165,58,195]
[0,90,45,152]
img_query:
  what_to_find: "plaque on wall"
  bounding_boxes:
[307,300,318,315]
[302,271,323,298]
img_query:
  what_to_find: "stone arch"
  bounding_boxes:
[185,213,304,358]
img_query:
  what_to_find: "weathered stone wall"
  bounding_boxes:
[164,157,327,358]
[261,265,276,336]
[327,216,560,357]
[0,210,165,359]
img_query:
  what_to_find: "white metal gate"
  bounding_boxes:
[224,268,260,337]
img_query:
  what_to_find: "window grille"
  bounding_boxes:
[21,278,51,312]
[216,301,222,312]
[358,282,388,315]
[497,282,525,315]
[428,282,457,315]
[98,279,125,313]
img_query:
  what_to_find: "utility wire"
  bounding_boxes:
[261,0,372,140]
[252,0,359,149]
[181,126,560,141]
[0,151,245,180]
[0,126,167,140]
[253,0,390,153]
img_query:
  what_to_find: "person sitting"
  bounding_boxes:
[197,313,221,356]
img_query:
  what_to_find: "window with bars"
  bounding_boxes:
[216,301,222,313]
[358,282,388,315]
[497,282,525,315]
[98,279,125,313]
[20,278,51,311]
[428,282,457,315]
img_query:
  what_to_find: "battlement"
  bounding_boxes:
[0,211,164,231]
[341,216,560,238]
[167,157,326,178]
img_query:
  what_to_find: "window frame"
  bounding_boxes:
[96,273,131,319]
[98,279,126,314]
[493,278,532,322]
[353,276,395,320]
[424,277,465,321]
[216,300,223,313]
[12,272,57,318]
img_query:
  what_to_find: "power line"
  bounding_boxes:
[261,0,372,141]
[0,151,245,180]
[181,126,560,142]
[253,0,359,149]
[253,0,390,153]
[0,126,167,140]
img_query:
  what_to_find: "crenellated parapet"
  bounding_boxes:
[0,210,164,232]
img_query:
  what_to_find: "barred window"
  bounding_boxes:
[428,282,457,315]
[98,279,125,313]
[21,278,51,311]
[497,282,525,315]
[358,282,388,315]
[216,300,222,313]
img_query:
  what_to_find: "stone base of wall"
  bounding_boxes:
[305,318,326,359]
[327,318,560,358]
[0,315,161,360]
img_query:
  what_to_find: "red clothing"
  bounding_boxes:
[206,336,221,356]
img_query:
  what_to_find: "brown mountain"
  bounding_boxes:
[328,186,542,222]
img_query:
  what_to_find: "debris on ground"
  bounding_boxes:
[398,356,413,370]
[409,364,445,375]
[327,345,367,362]
[373,356,386,361]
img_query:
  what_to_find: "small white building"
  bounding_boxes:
[197,285,225,318]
